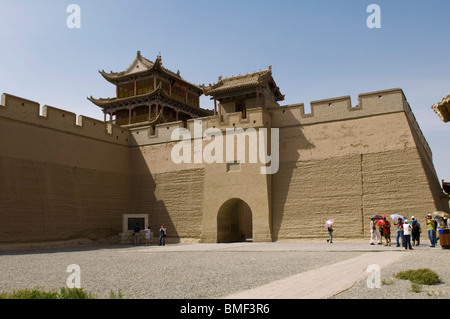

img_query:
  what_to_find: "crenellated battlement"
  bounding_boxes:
[128,107,273,146]
[199,107,272,131]
[0,89,432,162]
[270,88,406,127]
[269,88,432,160]
[0,93,131,146]
[129,121,185,146]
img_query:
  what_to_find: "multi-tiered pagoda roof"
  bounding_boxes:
[89,51,212,127]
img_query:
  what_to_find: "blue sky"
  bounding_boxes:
[0,0,449,183]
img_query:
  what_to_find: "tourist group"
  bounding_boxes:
[369,212,449,249]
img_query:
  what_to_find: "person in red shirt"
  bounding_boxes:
[382,218,391,246]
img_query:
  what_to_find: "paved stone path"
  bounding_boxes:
[1,240,416,299]
[224,251,405,299]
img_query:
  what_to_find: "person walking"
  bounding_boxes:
[145,225,151,246]
[159,224,167,246]
[411,216,421,246]
[327,225,333,244]
[394,218,404,247]
[133,223,141,246]
[370,218,381,245]
[403,219,413,250]
[426,214,437,247]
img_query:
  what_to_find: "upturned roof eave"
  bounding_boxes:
[203,67,284,100]
[87,83,212,116]
[204,82,260,97]
[98,52,203,93]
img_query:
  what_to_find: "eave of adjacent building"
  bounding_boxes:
[203,67,285,102]
[431,94,450,123]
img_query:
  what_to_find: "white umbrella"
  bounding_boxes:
[324,219,334,229]
[390,214,404,222]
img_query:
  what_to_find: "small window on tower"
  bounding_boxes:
[226,161,241,172]
[236,100,246,119]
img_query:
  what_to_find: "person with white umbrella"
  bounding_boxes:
[325,219,334,244]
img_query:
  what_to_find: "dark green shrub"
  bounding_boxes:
[395,268,442,285]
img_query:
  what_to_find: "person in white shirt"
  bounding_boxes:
[145,226,151,246]
[403,219,413,250]
[370,218,381,245]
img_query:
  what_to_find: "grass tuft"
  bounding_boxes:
[58,287,95,299]
[394,268,442,285]
[0,288,58,299]
[109,289,123,299]
[382,279,394,286]
[410,282,422,293]
[0,287,123,299]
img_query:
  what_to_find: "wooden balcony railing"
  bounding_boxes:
[115,113,157,126]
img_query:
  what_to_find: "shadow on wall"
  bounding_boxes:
[130,146,179,244]
[271,119,316,241]
[0,93,141,244]
[0,154,134,244]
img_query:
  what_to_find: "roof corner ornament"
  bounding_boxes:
[218,76,222,81]
[268,65,272,71]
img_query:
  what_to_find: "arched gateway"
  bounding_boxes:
[217,198,252,243]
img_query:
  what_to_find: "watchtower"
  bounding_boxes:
[88,51,212,128]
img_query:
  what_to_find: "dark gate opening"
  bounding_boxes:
[217,198,252,243]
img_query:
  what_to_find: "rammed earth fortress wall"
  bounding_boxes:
[0,94,132,243]
[0,89,448,244]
